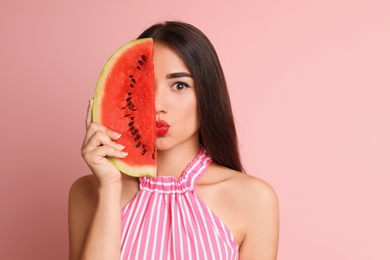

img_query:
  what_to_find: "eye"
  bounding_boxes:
[171,81,190,91]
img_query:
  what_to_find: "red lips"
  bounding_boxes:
[156,120,170,137]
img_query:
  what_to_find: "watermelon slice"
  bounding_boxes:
[92,38,156,177]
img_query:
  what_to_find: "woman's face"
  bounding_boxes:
[154,42,200,151]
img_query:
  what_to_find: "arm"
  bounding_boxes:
[239,179,279,260]
[68,98,127,260]
[69,177,122,260]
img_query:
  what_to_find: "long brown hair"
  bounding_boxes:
[138,21,244,172]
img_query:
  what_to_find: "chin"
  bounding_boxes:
[155,130,200,152]
[155,139,171,151]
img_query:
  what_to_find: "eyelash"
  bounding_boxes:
[171,81,190,91]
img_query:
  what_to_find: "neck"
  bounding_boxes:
[156,142,201,178]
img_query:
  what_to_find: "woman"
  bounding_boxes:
[69,21,279,259]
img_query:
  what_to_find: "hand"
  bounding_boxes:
[81,98,127,185]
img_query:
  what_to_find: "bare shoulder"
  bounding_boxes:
[230,169,278,207]
[70,174,98,191]
[68,174,100,230]
[227,169,279,259]
[200,165,279,259]
[69,174,99,205]
[201,164,278,208]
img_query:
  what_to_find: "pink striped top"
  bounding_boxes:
[120,148,239,259]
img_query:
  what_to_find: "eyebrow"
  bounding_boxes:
[166,72,193,79]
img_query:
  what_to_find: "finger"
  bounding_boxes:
[84,145,128,164]
[83,122,122,148]
[94,146,128,159]
[83,130,123,154]
[85,97,93,129]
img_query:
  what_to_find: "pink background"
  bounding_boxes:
[1,0,389,259]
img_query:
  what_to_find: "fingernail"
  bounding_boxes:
[120,151,128,157]
[116,143,125,150]
[113,132,121,139]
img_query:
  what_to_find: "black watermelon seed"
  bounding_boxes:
[152,154,155,160]
[142,149,146,155]
[142,55,147,61]
[124,114,130,117]
[126,97,131,102]
[130,84,134,88]
[130,117,135,120]
[128,92,132,95]
[136,66,141,70]
[129,75,133,78]
[134,135,140,141]
[128,122,134,126]
[138,60,143,65]
[131,78,136,83]
[136,142,141,148]
[131,130,137,135]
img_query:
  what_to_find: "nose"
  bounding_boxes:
[155,84,166,117]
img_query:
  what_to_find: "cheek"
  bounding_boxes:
[176,98,199,129]
[185,99,199,124]
[169,89,199,129]
[186,111,199,129]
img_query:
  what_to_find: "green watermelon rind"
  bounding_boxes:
[91,38,156,178]
[109,158,156,178]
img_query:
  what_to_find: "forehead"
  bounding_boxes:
[153,42,190,74]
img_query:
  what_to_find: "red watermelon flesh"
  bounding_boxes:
[92,38,156,177]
